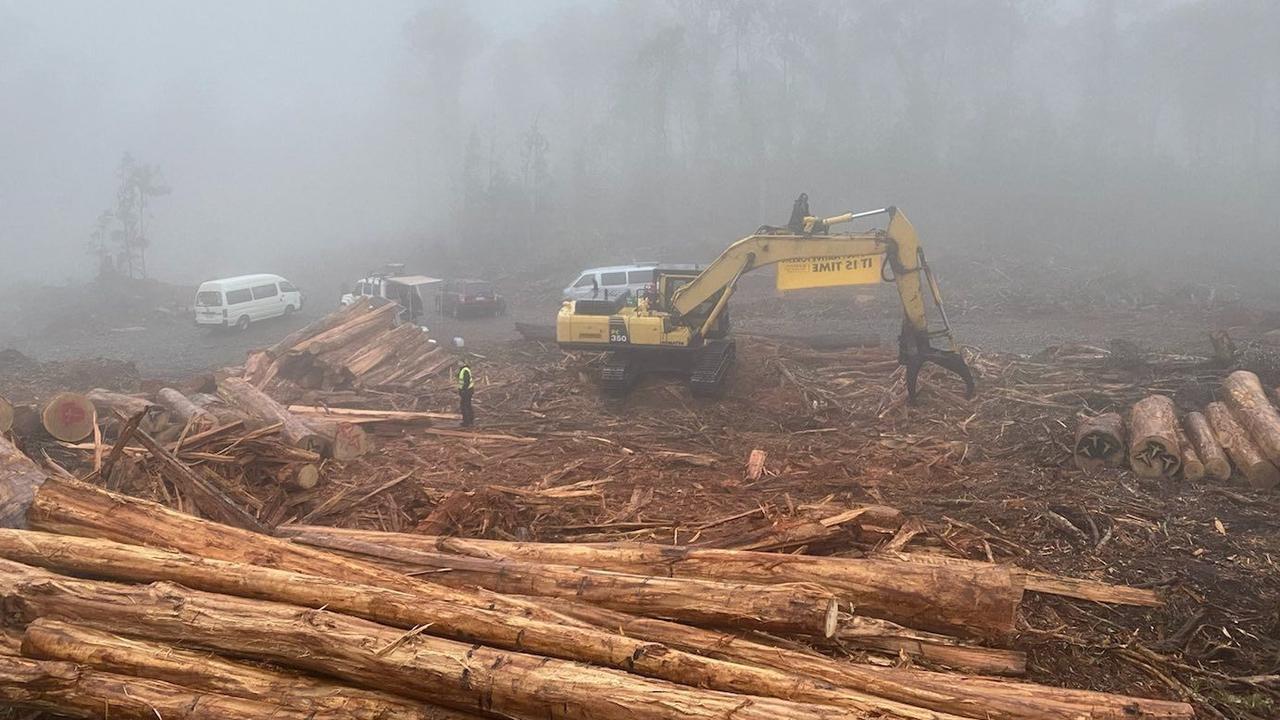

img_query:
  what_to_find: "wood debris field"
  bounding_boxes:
[0,306,1278,720]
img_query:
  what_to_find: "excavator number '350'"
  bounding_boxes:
[555,199,975,402]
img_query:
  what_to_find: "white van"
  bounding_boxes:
[195,274,303,330]
[563,263,703,301]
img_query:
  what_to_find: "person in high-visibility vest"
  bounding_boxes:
[457,359,474,427]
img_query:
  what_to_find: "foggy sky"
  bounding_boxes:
[2,1,1277,289]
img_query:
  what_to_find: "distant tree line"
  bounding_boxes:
[400,0,1280,270]
[88,153,169,281]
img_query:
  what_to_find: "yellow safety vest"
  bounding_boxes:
[458,366,473,390]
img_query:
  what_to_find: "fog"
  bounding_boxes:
[2,0,1277,291]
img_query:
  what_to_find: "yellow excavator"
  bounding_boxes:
[556,200,975,400]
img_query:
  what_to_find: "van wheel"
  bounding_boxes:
[284,305,295,315]
[236,316,251,331]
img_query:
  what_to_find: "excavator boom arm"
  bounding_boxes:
[670,207,926,336]
[669,206,973,400]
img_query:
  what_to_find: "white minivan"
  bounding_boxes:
[563,263,703,301]
[195,274,303,330]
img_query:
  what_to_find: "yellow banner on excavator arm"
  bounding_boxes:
[776,254,883,290]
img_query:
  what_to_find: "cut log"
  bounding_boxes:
[1184,411,1231,481]
[1127,395,1181,478]
[291,301,398,356]
[0,433,45,528]
[22,618,479,720]
[218,376,324,452]
[282,527,1021,640]
[1205,401,1280,489]
[746,448,767,480]
[302,417,374,460]
[0,535,1188,720]
[1073,412,1125,471]
[25,477,587,624]
[131,427,267,533]
[293,533,840,637]
[0,394,11,433]
[265,299,373,359]
[534,597,1192,720]
[275,463,320,490]
[829,615,1026,675]
[288,404,459,423]
[1174,427,1204,481]
[0,654,318,720]
[0,532,989,720]
[343,323,423,377]
[0,563,864,720]
[1221,370,1280,466]
[155,387,218,431]
[86,388,169,433]
[41,391,96,442]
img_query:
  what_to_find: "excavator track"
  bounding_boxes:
[689,339,735,397]
[600,352,639,396]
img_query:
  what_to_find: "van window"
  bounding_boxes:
[252,284,278,300]
[226,288,253,305]
[196,291,222,307]
[600,272,627,286]
[573,274,596,288]
[279,281,298,293]
[627,270,654,284]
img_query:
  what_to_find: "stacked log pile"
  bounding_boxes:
[0,477,1193,720]
[244,298,449,392]
[1073,370,1280,490]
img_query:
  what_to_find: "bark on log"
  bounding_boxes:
[287,405,458,423]
[274,462,320,489]
[0,534,1187,720]
[22,618,479,720]
[0,394,11,433]
[25,477,588,624]
[131,426,267,533]
[344,323,425,378]
[1184,411,1231,481]
[86,388,169,433]
[1073,412,1125,471]
[291,533,841,637]
[41,391,96,442]
[283,527,1020,640]
[0,532,977,720]
[0,654,316,720]
[1205,401,1280,489]
[1128,395,1181,478]
[265,299,373,359]
[0,432,44,528]
[291,302,398,356]
[534,597,1192,720]
[1221,370,1280,467]
[0,564,862,720]
[218,376,324,452]
[1174,427,1204,481]
[155,387,218,431]
[828,617,1026,675]
[302,417,374,460]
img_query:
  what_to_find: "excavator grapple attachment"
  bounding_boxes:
[904,347,976,402]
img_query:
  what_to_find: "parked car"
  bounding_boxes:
[195,274,302,330]
[439,279,505,318]
[562,263,704,302]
